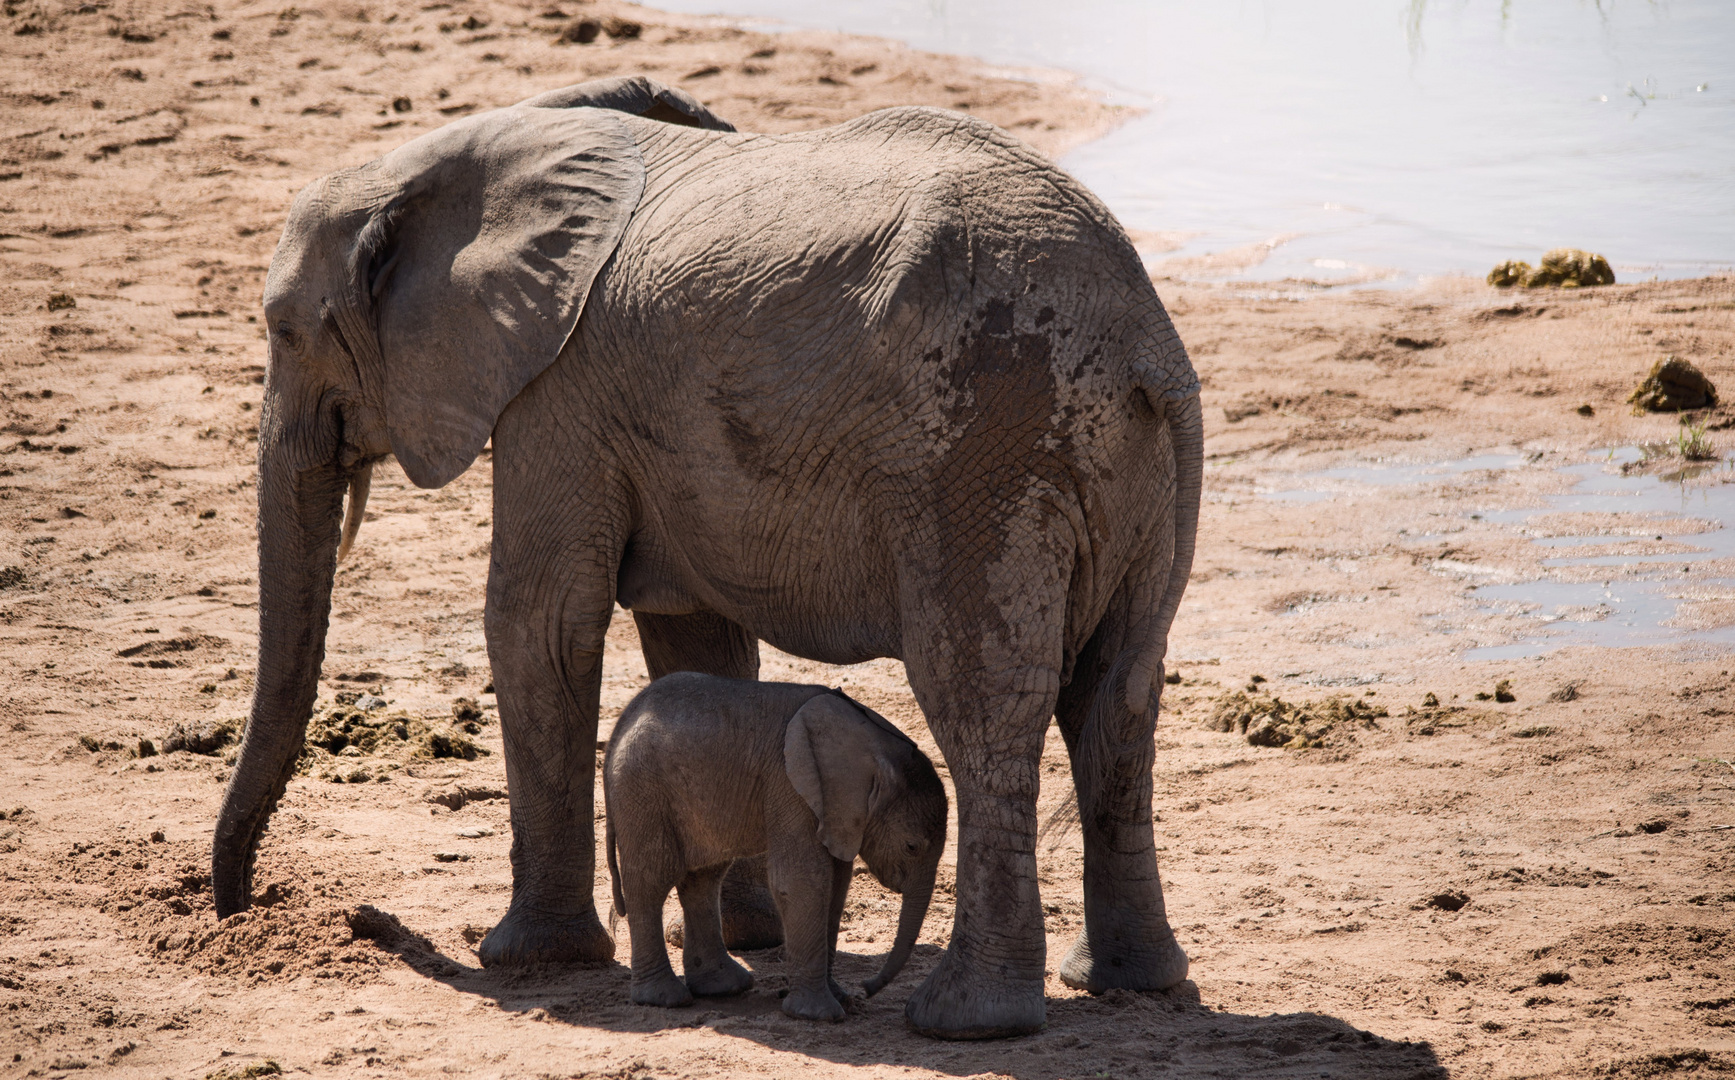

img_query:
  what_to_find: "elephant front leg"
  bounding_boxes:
[477,577,616,968]
[1053,635,1189,994]
[769,839,846,1022]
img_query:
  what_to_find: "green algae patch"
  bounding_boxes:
[1629,355,1718,413]
[1205,690,1387,749]
[1488,248,1614,289]
[299,705,487,783]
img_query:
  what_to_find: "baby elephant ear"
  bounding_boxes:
[784,693,888,863]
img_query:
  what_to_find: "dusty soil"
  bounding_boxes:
[3,1,1734,1077]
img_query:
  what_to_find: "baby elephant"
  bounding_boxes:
[604,672,948,1021]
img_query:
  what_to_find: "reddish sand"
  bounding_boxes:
[3,1,1733,1077]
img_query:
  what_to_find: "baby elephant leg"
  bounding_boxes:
[824,856,853,1006]
[677,864,753,997]
[775,854,847,1022]
[623,863,692,1008]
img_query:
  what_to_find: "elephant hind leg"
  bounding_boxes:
[677,864,754,997]
[1052,584,1189,995]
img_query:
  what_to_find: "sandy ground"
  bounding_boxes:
[4,1,1735,1077]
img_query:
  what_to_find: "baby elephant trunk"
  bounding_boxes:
[863,861,937,997]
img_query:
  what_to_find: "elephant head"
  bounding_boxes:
[211,80,732,919]
[783,692,949,998]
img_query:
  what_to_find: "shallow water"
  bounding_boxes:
[652,0,1735,286]
[1264,447,1735,658]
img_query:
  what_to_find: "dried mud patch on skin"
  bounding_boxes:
[1204,690,1387,749]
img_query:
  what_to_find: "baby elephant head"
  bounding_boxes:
[783,691,948,998]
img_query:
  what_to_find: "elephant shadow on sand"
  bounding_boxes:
[358,908,1445,1080]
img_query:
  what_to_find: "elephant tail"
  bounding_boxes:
[1123,355,1204,716]
[606,813,625,921]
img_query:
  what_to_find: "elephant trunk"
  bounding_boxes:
[211,448,350,918]
[863,859,938,997]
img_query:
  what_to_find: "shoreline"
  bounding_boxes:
[3,2,1734,1077]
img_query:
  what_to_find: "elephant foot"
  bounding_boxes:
[783,985,845,1022]
[719,859,784,951]
[904,947,1045,1040]
[684,952,753,997]
[632,971,695,1008]
[1058,924,1189,994]
[477,904,615,968]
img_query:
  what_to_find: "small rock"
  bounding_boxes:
[602,15,641,38]
[432,851,469,863]
[455,826,494,839]
[560,16,600,42]
[1628,356,1718,413]
[1576,403,1595,417]
[1494,679,1516,704]
[1548,682,1581,703]
[149,829,165,842]
[1636,819,1669,834]
[1536,971,1570,986]
[353,693,387,711]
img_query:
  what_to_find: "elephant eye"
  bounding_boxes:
[273,323,299,349]
[905,840,919,854]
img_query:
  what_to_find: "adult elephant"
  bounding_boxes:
[214,75,1202,1039]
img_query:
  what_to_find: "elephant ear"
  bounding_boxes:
[784,693,894,863]
[367,104,645,488]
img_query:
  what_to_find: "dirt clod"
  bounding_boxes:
[160,720,234,755]
[1629,356,1718,413]
[46,292,76,311]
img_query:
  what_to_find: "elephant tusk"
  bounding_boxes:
[336,460,373,563]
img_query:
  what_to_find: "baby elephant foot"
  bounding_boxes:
[684,953,753,998]
[782,985,846,1022]
[631,972,695,1009]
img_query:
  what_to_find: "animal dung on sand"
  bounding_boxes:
[1487,248,1615,289]
[1628,355,1718,413]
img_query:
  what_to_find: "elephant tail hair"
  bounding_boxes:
[606,814,625,920]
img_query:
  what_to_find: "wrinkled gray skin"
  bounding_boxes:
[604,673,947,1021]
[216,74,1203,1039]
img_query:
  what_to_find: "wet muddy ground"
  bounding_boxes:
[3,1,1734,1077]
